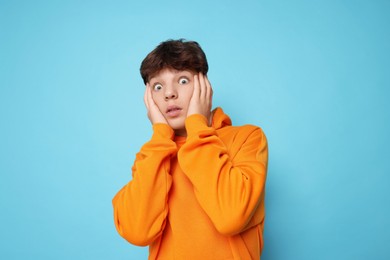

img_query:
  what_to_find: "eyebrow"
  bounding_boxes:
[175,72,193,79]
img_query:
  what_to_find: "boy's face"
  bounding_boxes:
[149,68,196,136]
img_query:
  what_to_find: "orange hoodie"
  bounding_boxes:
[112,107,268,260]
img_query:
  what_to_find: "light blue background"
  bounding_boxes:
[1,0,389,259]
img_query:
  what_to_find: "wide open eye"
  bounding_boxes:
[179,77,189,85]
[153,83,163,91]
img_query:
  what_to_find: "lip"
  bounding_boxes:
[166,105,182,118]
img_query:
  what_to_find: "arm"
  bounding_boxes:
[178,116,268,236]
[182,73,268,235]
[112,85,175,246]
[112,124,176,246]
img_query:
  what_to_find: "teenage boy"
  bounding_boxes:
[112,39,268,260]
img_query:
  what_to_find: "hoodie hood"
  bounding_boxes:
[211,107,232,130]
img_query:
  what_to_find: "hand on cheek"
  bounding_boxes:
[144,84,168,125]
[187,73,213,123]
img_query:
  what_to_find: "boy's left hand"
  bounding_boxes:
[187,73,213,122]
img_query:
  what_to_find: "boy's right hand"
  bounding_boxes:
[144,83,168,125]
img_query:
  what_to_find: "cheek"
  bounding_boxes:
[189,85,195,97]
[151,92,165,109]
[182,86,194,102]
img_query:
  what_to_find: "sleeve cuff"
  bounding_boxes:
[185,114,212,137]
[152,123,174,140]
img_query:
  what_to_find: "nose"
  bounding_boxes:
[164,86,177,100]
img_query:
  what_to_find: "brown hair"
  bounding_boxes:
[140,39,208,84]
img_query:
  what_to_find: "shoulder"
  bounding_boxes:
[216,124,267,154]
[218,123,266,140]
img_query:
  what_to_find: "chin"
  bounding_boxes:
[169,124,185,131]
[167,121,185,132]
[167,117,184,126]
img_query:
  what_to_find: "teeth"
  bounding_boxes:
[168,107,180,113]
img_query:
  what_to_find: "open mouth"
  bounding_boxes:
[166,106,182,113]
[166,106,182,117]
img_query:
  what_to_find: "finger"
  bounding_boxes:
[147,85,158,122]
[148,85,156,108]
[144,83,150,110]
[148,86,161,112]
[148,84,155,107]
[204,74,213,102]
[144,84,153,121]
[193,74,200,100]
[199,72,207,100]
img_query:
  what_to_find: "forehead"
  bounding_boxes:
[149,68,194,82]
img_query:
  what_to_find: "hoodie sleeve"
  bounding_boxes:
[178,114,268,236]
[112,124,177,246]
